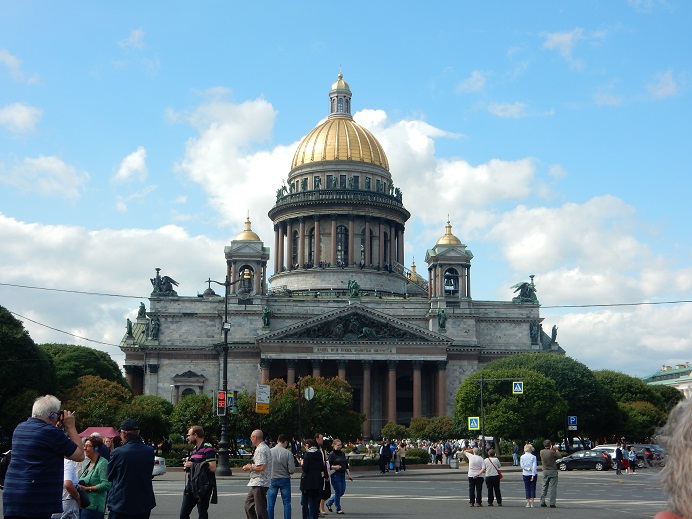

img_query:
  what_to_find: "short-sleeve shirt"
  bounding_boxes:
[2,418,79,517]
[464,451,485,478]
[248,442,272,488]
[190,442,216,465]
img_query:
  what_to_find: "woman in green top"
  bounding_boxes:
[80,436,111,519]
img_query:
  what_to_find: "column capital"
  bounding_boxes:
[260,358,272,369]
[311,359,323,368]
[361,359,373,370]
[337,359,348,368]
[387,359,399,370]
[436,360,448,371]
[331,213,339,221]
[313,214,321,222]
[286,359,298,368]
[412,359,423,370]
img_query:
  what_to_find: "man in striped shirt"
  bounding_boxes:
[180,425,217,519]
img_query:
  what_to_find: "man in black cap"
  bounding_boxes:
[106,419,156,519]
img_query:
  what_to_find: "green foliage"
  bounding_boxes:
[117,395,173,442]
[454,367,567,440]
[62,375,133,431]
[40,343,128,396]
[593,370,663,408]
[233,377,364,442]
[618,401,667,441]
[0,305,57,445]
[407,416,430,440]
[380,421,407,440]
[169,394,219,440]
[405,447,431,463]
[424,416,459,441]
[651,385,684,412]
[486,353,618,438]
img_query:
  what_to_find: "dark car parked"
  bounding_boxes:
[556,449,612,471]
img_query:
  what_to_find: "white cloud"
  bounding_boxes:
[0,103,43,134]
[113,146,148,182]
[119,29,146,49]
[488,102,527,118]
[457,71,486,93]
[0,155,90,199]
[647,70,678,99]
[0,49,40,84]
[542,28,585,69]
[0,214,224,365]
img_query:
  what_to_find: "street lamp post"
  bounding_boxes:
[208,275,241,476]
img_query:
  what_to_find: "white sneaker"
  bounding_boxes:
[526,503,531,508]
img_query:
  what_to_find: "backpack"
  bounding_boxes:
[0,450,11,489]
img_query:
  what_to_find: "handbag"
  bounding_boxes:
[77,488,91,509]
[492,459,503,479]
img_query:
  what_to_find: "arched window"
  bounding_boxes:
[337,98,344,112]
[238,265,255,292]
[360,228,375,265]
[444,268,460,296]
[181,388,196,398]
[336,225,348,265]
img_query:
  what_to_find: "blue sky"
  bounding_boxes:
[1,0,690,377]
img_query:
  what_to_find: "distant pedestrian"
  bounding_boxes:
[299,439,324,519]
[628,446,637,474]
[512,441,520,466]
[539,440,562,508]
[267,434,295,519]
[484,448,502,506]
[107,418,156,519]
[378,441,391,474]
[615,443,624,475]
[242,429,272,519]
[520,444,538,507]
[463,446,485,507]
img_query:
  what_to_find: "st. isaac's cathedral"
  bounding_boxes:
[121,74,562,439]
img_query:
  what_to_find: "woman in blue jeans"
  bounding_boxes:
[325,439,353,514]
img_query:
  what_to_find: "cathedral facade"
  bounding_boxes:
[120,74,562,439]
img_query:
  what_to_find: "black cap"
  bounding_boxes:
[119,418,141,431]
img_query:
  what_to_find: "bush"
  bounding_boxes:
[406,448,430,464]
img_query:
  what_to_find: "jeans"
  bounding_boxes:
[180,489,212,519]
[326,472,346,511]
[80,509,104,519]
[512,453,519,466]
[301,489,321,519]
[267,478,291,519]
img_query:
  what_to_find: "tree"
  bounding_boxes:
[486,353,618,439]
[233,377,364,442]
[618,401,667,441]
[0,305,56,446]
[117,395,173,442]
[62,375,133,431]
[381,421,407,440]
[40,343,128,396]
[407,417,431,440]
[593,370,663,408]
[169,394,218,441]
[650,385,684,413]
[423,416,459,441]
[455,368,567,441]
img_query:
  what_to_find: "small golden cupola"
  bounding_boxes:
[436,219,462,245]
[235,215,261,241]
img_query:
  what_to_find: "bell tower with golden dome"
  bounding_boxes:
[425,219,474,300]
[269,73,410,295]
[224,215,270,296]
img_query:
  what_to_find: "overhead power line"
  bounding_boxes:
[0,282,147,299]
[7,310,122,348]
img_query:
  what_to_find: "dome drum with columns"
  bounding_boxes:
[119,73,563,440]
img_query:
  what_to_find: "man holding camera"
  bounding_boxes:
[539,440,563,508]
[2,395,84,519]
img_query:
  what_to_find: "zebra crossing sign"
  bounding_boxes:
[468,417,480,430]
[513,381,524,394]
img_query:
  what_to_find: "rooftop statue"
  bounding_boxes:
[137,302,146,318]
[150,316,161,339]
[262,306,272,327]
[437,308,447,329]
[126,318,133,337]
[348,279,360,298]
[511,276,538,303]
[150,268,179,297]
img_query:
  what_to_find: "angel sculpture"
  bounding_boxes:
[151,268,179,296]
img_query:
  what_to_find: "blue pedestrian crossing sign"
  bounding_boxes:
[513,381,524,394]
[468,417,480,430]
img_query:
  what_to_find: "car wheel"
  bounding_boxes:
[637,461,646,468]
[558,463,567,471]
[595,462,604,471]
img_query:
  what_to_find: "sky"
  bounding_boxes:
[1,1,690,378]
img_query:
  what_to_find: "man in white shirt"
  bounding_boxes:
[242,429,272,519]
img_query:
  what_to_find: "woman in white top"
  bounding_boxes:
[463,447,485,507]
[483,448,502,506]
[520,444,538,507]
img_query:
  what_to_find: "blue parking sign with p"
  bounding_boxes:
[513,381,524,394]
[568,416,577,426]
[468,417,480,430]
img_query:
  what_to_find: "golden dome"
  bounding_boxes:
[291,118,389,170]
[331,72,350,91]
[234,216,260,241]
[437,220,462,245]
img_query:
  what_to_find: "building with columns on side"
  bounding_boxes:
[120,73,563,439]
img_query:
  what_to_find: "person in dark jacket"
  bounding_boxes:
[180,425,217,519]
[107,419,156,519]
[325,439,353,514]
[378,440,391,474]
[299,439,324,519]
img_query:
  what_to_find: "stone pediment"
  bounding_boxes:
[258,304,451,344]
[426,246,473,261]
[225,242,266,255]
